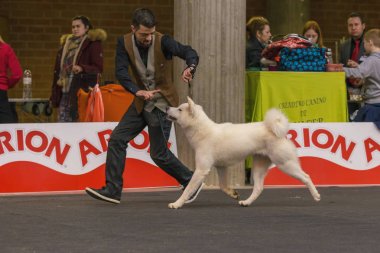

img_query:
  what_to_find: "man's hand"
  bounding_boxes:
[136,89,161,100]
[182,65,196,83]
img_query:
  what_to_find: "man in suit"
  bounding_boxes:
[339,12,366,119]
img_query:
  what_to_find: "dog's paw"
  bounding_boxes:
[223,188,240,200]
[314,194,321,202]
[168,202,182,209]
[231,189,240,200]
[238,200,250,207]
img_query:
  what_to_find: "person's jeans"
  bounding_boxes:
[0,90,17,123]
[105,103,193,196]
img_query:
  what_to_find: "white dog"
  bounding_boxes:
[166,97,321,209]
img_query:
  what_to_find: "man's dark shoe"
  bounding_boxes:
[85,187,121,204]
[185,182,205,204]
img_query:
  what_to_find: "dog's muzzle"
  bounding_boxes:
[165,107,177,121]
[166,115,177,122]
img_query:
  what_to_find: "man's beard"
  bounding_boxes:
[136,39,152,48]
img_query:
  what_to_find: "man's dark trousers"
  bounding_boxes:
[105,103,193,196]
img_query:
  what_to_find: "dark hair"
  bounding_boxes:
[132,8,156,29]
[246,16,270,40]
[348,12,365,24]
[72,15,93,30]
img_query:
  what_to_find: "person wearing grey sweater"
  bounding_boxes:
[343,29,380,127]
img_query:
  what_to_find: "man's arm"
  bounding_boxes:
[115,36,141,95]
[161,35,199,67]
[161,35,199,83]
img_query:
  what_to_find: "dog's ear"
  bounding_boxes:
[187,96,195,105]
[187,96,195,115]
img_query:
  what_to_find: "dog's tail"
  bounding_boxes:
[264,108,289,138]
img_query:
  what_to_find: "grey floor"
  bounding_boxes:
[1,186,379,253]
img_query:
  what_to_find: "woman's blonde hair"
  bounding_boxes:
[246,16,269,40]
[302,20,324,47]
[0,35,4,43]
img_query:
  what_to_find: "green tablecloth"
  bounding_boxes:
[245,71,348,171]
[245,71,348,123]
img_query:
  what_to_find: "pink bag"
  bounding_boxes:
[262,34,312,60]
[84,84,104,122]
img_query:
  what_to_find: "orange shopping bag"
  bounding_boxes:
[78,84,134,122]
[100,84,134,121]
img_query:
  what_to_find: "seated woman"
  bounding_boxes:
[302,20,324,48]
[246,16,272,69]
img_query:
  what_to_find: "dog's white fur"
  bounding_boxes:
[166,97,321,209]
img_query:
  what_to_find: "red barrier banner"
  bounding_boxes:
[1,122,379,194]
[0,123,178,194]
[266,123,380,186]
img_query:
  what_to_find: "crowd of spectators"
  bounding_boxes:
[246,12,380,125]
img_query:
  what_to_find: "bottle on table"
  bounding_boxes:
[326,48,333,64]
[23,69,32,99]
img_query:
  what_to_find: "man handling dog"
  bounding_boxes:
[85,8,201,204]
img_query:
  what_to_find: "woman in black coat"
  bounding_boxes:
[246,16,272,69]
